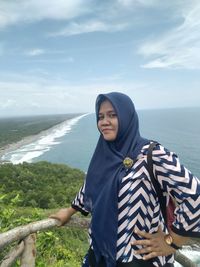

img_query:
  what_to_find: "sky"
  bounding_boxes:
[0,0,200,117]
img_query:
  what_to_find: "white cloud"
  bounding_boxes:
[0,70,199,117]
[0,0,144,36]
[0,76,148,116]
[0,0,200,117]
[117,0,160,8]
[138,1,200,69]
[0,0,169,38]
[25,49,45,56]
[0,0,90,28]
[49,20,128,37]
[23,48,74,63]
[0,99,16,108]
[23,58,75,64]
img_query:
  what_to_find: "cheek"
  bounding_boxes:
[97,121,101,131]
[114,119,119,132]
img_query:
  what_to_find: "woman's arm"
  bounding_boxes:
[50,182,89,225]
[131,144,200,260]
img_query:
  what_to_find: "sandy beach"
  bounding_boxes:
[0,132,46,160]
[0,117,75,161]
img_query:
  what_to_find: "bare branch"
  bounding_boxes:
[0,216,90,250]
[0,218,60,250]
[0,216,199,267]
[0,241,24,267]
[20,234,36,267]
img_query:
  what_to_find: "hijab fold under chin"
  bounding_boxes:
[84,92,149,266]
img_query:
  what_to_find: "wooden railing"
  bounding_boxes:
[0,217,198,267]
[0,217,89,267]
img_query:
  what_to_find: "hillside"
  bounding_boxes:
[0,161,88,266]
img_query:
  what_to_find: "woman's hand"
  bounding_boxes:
[131,226,176,260]
[49,207,77,226]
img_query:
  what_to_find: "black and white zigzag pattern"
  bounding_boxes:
[72,144,200,267]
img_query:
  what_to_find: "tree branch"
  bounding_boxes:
[0,240,24,267]
[20,234,36,267]
[0,216,90,250]
[0,218,59,250]
[0,216,199,267]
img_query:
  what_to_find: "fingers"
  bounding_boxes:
[131,228,154,247]
[131,226,174,259]
[131,238,159,256]
[157,225,163,233]
[134,244,162,260]
[134,228,153,239]
[135,246,153,255]
[131,238,151,247]
[133,242,163,260]
[143,251,158,260]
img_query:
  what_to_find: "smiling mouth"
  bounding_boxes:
[102,129,112,132]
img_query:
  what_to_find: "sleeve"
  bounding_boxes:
[152,144,200,237]
[71,182,90,216]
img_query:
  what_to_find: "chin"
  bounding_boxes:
[103,135,116,141]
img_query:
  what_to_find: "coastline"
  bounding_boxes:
[0,114,85,162]
[0,131,49,160]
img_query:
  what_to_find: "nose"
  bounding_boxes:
[100,115,111,125]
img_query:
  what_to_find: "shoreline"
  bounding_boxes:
[0,114,86,162]
[0,131,49,160]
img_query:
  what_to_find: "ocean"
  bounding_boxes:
[1,107,200,266]
[2,107,200,178]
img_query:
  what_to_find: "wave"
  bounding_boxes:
[1,114,89,164]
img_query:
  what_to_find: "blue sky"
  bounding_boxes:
[0,0,200,117]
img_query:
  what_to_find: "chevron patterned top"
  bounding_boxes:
[72,143,200,266]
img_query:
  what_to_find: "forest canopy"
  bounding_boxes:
[0,161,88,266]
[0,161,84,209]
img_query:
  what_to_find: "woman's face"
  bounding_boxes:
[97,100,119,141]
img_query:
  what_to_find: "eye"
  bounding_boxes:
[108,113,117,118]
[98,114,104,120]
[98,112,117,121]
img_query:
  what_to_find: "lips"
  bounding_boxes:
[102,128,113,133]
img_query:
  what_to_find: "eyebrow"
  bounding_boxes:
[98,110,116,114]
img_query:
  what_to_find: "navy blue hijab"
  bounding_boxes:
[84,92,149,267]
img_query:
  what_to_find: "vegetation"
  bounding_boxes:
[0,161,84,209]
[0,163,199,267]
[0,161,88,266]
[0,114,81,148]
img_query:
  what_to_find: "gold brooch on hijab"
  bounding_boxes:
[123,157,134,169]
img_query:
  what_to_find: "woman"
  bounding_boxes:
[51,92,200,267]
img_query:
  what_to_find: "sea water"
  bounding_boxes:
[1,107,200,265]
[2,107,200,177]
